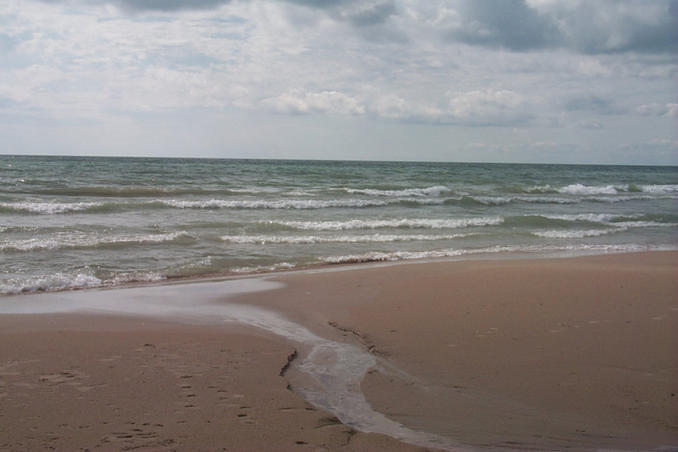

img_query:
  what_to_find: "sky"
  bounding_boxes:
[0,0,677,164]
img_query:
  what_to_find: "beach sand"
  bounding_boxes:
[1,252,677,451]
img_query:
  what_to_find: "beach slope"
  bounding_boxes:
[1,252,677,450]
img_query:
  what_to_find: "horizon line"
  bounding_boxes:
[1,153,677,168]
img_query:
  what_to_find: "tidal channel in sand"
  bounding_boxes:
[1,252,677,451]
[0,277,465,451]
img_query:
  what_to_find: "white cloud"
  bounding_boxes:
[0,0,675,163]
[636,103,678,117]
[445,89,528,125]
[263,90,365,115]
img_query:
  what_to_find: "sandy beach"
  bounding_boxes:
[1,251,677,451]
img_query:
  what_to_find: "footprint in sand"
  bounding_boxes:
[236,405,256,425]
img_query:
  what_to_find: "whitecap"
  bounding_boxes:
[532,229,624,238]
[557,184,621,195]
[0,231,194,252]
[341,185,451,197]
[263,217,504,231]
[0,201,103,214]
[639,184,678,194]
[220,233,473,244]
[0,272,102,295]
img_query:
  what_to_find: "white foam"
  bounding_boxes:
[320,243,677,264]
[639,184,678,194]
[613,221,678,228]
[474,196,577,205]
[159,197,452,209]
[341,185,451,197]
[542,213,638,223]
[264,217,504,231]
[230,262,297,273]
[524,185,556,194]
[0,272,103,295]
[0,231,194,252]
[558,184,620,195]
[107,271,167,286]
[0,201,103,214]
[160,198,391,209]
[221,233,473,244]
[588,195,654,203]
[532,229,623,238]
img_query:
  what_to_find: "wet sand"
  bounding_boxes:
[1,252,677,451]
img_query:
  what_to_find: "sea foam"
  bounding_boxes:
[262,217,504,231]
[0,231,194,252]
[341,185,451,197]
[220,233,473,244]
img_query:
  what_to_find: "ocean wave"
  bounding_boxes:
[0,201,105,214]
[446,195,578,206]
[0,272,103,295]
[320,243,677,265]
[554,183,678,197]
[542,213,638,223]
[230,262,296,274]
[106,271,167,286]
[340,185,451,197]
[587,195,656,203]
[0,270,166,295]
[262,217,504,231]
[0,231,195,252]
[501,183,675,196]
[638,184,678,194]
[449,193,676,206]
[558,184,621,195]
[531,229,624,238]
[611,221,678,229]
[220,233,474,244]
[524,185,558,194]
[160,198,394,209]
[29,186,220,197]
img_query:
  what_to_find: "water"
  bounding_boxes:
[0,278,468,451]
[1,155,677,295]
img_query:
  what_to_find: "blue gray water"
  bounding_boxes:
[1,155,677,294]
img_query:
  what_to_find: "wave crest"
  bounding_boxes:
[262,217,504,230]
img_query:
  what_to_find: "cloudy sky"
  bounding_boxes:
[1,0,676,164]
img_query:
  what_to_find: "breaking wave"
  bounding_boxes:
[0,231,195,252]
[320,243,678,265]
[339,185,452,197]
[0,271,166,295]
[262,217,504,231]
[221,233,474,244]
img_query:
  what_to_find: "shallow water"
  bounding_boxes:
[0,276,468,451]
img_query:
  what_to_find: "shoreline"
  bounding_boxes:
[1,251,677,450]
[2,247,675,298]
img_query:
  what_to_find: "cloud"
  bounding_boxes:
[561,94,625,115]
[448,0,561,51]
[445,89,530,125]
[0,34,15,54]
[263,90,365,115]
[576,119,604,129]
[542,0,678,54]
[372,89,530,126]
[61,0,235,12]
[445,0,678,54]
[39,0,397,27]
[287,0,396,26]
[636,103,678,117]
[262,88,531,126]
